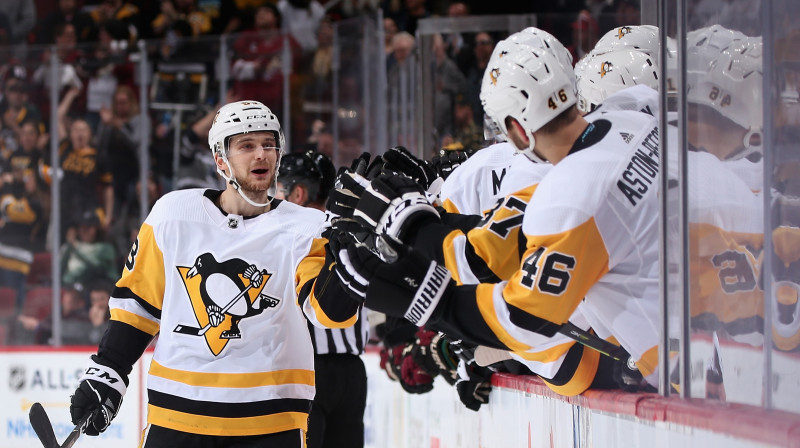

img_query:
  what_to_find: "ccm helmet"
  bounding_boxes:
[687,38,763,160]
[480,30,576,163]
[208,100,285,207]
[576,50,660,113]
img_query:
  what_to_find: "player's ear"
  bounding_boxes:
[289,183,308,205]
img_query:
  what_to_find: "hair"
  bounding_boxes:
[256,4,282,29]
[536,105,580,136]
[114,84,140,116]
[282,176,321,205]
[86,278,115,295]
[392,31,416,48]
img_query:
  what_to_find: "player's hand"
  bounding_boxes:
[431,150,470,180]
[244,265,262,287]
[70,356,127,436]
[455,360,492,411]
[332,234,452,327]
[352,174,439,239]
[326,171,368,221]
[207,304,224,327]
[382,146,438,190]
[411,329,459,385]
[613,356,656,393]
[398,343,436,394]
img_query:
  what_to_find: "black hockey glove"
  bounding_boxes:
[326,170,368,222]
[455,361,493,411]
[411,329,459,385]
[382,146,438,190]
[70,355,128,436]
[332,234,453,327]
[613,356,657,393]
[352,174,439,239]
[430,150,470,180]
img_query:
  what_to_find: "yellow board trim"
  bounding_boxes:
[148,360,315,388]
[147,404,308,436]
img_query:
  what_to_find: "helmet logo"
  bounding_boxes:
[617,26,632,40]
[490,68,501,86]
[599,61,613,78]
[499,50,508,58]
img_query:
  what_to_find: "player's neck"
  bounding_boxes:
[219,188,271,216]
[535,115,589,165]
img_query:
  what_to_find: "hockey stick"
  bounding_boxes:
[174,283,255,336]
[29,402,89,448]
[558,322,630,362]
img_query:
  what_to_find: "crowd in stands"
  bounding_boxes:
[0,0,642,346]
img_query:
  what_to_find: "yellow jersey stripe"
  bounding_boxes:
[147,404,308,436]
[110,308,160,335]
[149,360,315,388]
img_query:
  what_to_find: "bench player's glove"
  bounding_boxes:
[382,146,439,190]
[70,355,127,436]
[351,174,439,240]
[430,150,469,180]
[410,329,459,385]
[455,360,493,411]
[332,234,452,327]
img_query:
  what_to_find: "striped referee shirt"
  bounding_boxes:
[308,306,369,355]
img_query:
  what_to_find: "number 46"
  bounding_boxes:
[548,89,569,110]
[519,247,576,295]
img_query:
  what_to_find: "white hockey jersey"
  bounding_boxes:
[473,109,662,384]
[109,189,327,436]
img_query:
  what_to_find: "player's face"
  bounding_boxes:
[224,131,280,193]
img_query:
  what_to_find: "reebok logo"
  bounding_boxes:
[620,132,634,143]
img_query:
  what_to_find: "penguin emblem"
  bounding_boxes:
[174,253,280,355]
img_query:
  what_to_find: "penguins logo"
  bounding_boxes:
[599,61,613,78]
[617,26,632,40]
[490,67,500,86]
[174,253,280,356]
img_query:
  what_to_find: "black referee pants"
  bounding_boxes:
[306,354,368,448]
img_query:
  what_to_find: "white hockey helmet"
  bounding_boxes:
[480,30,576,163]
[208,100,285,207]
[507,26,574,70]
[576,49,660,113]
[687,38,763,160]
[686,24,748,86]
[594,25,660,60]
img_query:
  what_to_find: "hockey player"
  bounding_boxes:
[328,29,664,390]
[277,151,370,448]
[68,101,328,447]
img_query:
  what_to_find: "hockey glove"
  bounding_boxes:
[430,150,470,180]
[399,343,436,394]
[382,146,438,190]
[613,356,657,393]
[332,234,453,327]
[326,171,368,221]
[411,329,460,385]
[379,345,402,382]
[352,174,439,239]
[455,361,493,411]
[70,355,127,436]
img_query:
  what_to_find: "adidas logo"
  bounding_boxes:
[620,132,634,143]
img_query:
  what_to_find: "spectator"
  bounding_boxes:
[387,31,416,149]
[230,5,300,115]
[599,0,641,35]
[88,0,141,43]
[0,68,42,147]
[31,23,88,122]
[463,31,494,125]
[60,209,118,286]
[441,93,484,151]
[36,0,96,44]
[218,0,274,34]
[383,17,399,57]
[4,0,36,46]
[16,285,93,345]
[276,0,326,51]
[391,0,430,36]
[86,278,113,345]
[432,33,466,142]
[54,88,114,233]
[568,10,600,63]
[107,173,161,269]
[0,150,47,311]
[300,18,335,133]
[150,0,213,38]
[96,85,148,213]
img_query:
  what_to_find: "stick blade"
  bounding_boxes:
[29,402,59,448]
[173,324,202,335]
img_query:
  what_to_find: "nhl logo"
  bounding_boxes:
[9,365,25,391]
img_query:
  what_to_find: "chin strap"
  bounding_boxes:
[216,152,280,208]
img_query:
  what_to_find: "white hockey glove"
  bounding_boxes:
[70,356,127,436]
